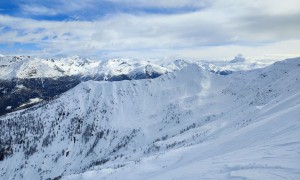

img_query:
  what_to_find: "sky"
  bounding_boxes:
[0,0,299,60]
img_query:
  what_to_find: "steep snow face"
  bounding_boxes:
[0,58,300,179]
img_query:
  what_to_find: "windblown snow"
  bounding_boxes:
[0,57,299,179]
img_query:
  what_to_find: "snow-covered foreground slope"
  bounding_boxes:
[68,90,300,179]
[0,58,299,179]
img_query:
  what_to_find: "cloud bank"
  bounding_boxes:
[0,0,299,60]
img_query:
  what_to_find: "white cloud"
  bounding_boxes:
[21,5,58,16]
[105,0,210,9]
[0,0,299,59]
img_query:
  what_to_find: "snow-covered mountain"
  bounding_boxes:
[0,57,299,179]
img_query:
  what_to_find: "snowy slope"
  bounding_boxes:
[0,57,299,179]
[64,58,300,179]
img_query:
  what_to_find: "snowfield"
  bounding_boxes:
[0,57,299,179]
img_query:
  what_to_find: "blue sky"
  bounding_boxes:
[0,0,201,20]
[0,0,299,60]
